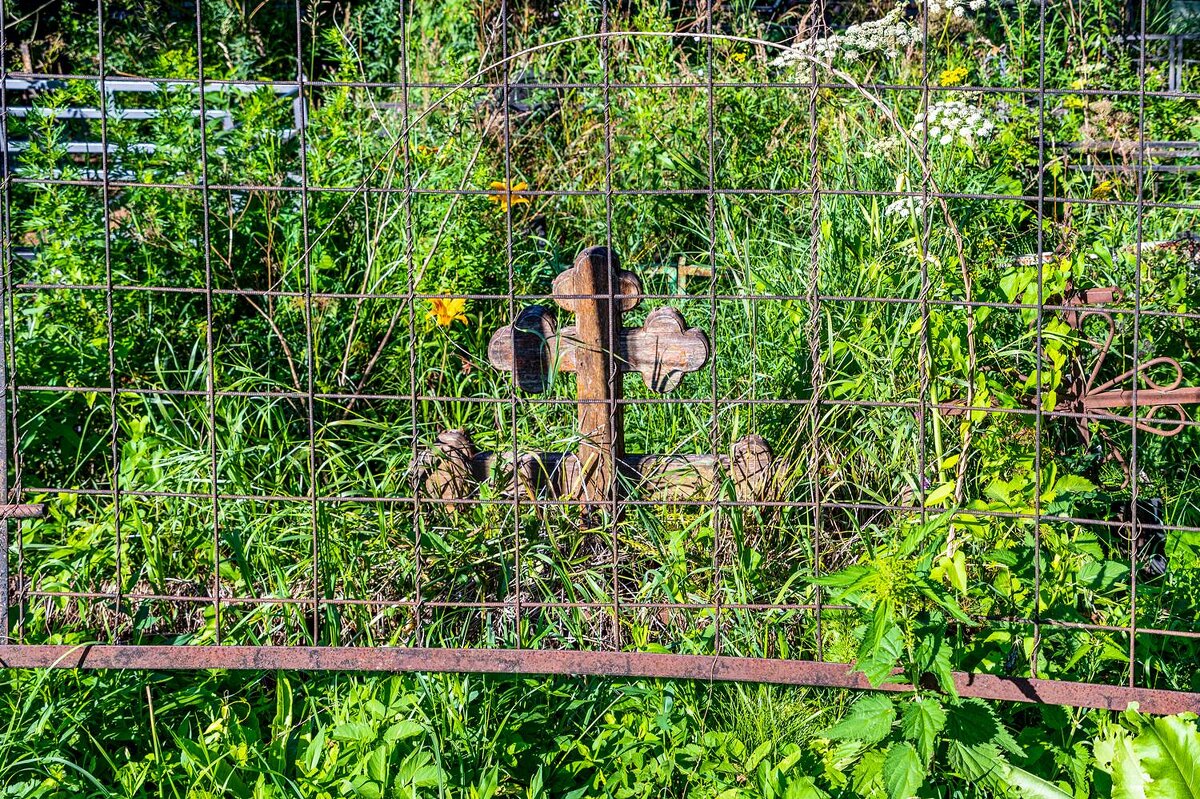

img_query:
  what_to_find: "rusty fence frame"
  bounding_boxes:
[1,0,1200,716]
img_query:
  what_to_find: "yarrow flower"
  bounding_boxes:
[427,296,469,327]
[927,0,988,19]
[913,100,995,147]
[774,1,988,68]
[864,136,901,159]
[884,196,930,221]
[487,181,531,212]
[775,8,920,66]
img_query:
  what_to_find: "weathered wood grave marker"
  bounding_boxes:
[422,246,778,516]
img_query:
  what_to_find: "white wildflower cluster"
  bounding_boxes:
[777,8,921,66]
[864,136,901,158]
[773,0,990,69]
[927,0,987,19]
[884,196,929,221]
[913,100,995,147]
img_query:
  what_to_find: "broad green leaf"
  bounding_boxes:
[304,727,326,773]
[1113,735,1150,799]
[1051,475,1096,495]
[855,599,905,686]
[948,550,968,594]
[784,777,830,799]
[852,749,888,796]
[901,698,947,763]
[812,565,878,601]
[864,599,896,653]
[1078,560,1131,593]
[924,482,956,507]
[820,695,897,746]
[1004,765,1073,799]
[913,581,973,625]
[353,779,383,799]
[946,699,1023,756]
[915,634,957,697]
[777,748,805,775]
[746,740,773,772]
[365,744,389,783]
[1134,715,1200,799]
[857,619,906,687]
[472,766,501,799]
[984,479,1013,506]
[383,720,425,743]
[331,721,376,744]
[883,742,926,799]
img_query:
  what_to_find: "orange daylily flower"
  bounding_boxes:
[487,181,531,212]
[427,296,469,327]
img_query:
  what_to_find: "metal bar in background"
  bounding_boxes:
[806,2,827,663]
[0,0,10,645]
[93,0,124,642]
[502,0,524,652]
[599,0,620,650]
[1129,0,1150,691]
[0,645,1197,715]
[10,178,1200,212]
[8,73,1200,101]
[12,487,1200,537]
[292,0,321,646]
[193,0,223,646]
[399,0,422,648]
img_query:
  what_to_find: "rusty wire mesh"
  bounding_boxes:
[1,0,1199,714]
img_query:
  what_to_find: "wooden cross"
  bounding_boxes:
[422,246,778,514]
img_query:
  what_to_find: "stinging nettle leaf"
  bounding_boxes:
[901,698,947,763]
[946,740,1007,784]
[883,742,926,799]
[820,695,897,746]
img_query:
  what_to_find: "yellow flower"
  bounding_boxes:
[487,181,531,212]
[1070,78,1086,90]
[426,296,468,327]
[1091,179,1118,199]
[938,67,969,87]
[731,51,747,63]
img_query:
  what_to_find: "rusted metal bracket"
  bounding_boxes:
[944,282,1200,441]
[1057,284,1200,440]
[422,246,780,513]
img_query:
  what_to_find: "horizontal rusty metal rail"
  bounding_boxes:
[1,646,1197,715]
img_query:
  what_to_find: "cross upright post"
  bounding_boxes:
[560,246,627,510]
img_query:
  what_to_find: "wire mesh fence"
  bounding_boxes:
[1,0,1199,714]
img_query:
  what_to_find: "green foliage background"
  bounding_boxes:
[2,0,1200,795]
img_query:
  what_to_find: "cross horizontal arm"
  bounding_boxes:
[488,306,710,393]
